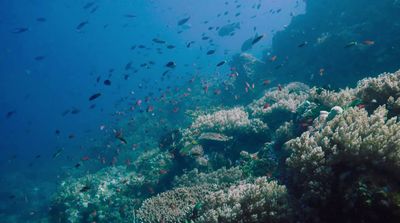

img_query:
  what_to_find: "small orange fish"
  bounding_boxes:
[214,89,221,95]
[172,107,180,113]
[278,84,282,91]
[81,156,90,161]
[159,169,168,175]
[263,79,271,85]
[111,157,117,166]
[270,55,277,62]
[357,104,366,109]
[203,85,209,94]
[263,103,270,109]
[251,153,259,160]
[146,105,154,113]
[363,40,375,46]
[229,72,238,78]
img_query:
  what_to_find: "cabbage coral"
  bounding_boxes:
[285,106,400,222]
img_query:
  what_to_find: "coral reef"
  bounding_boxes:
[190,107,259,134]
[309,87,356,109]
[173,166,245,188]
[356,70,400,116]
[51,166,144,223]
[286,106,400,222]
[137,185,218,223]
[52,69,400,223]
[248,82,310,129]
[194,177,291,223]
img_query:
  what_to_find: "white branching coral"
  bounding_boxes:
[173,167,244,188]
[137,185,218,223]
[194,177,290,223]
[285,106,400,220]
[191,107,252,133]
[356,70,400,104]
[248,82,309,124]
[309,87,356,108]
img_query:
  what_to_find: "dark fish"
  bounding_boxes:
[152,38,166,44]
[216,60,226,67]
[89,104,96,109]
[103,80,111,86]
[344,41,358,48]
[298,41,308,48]
[34,56,46,61]
[76,21,88,31]
[80,185,91,192]
[52,148,64,159]
[12,27,29,34]
[35,155,41,159]
[165,61,176,68]
[89,93,101,101]
[55,129,60,135]
[218,23,240,36]
[206,50,216,55]
[61,109,70,116]
[177,16,190,26]
[90,6,99,14]
[162,70,170,76]
[124,14,136,18]
[83,2,95,10]
[71,108,80,114]
[166,45,175,49]
[9,195,16,199]
[36,17,47,22]
[186,41,194,48]
[241,37,253,51]
[252,34,264,45]
[74,163,81,168]
[117,136,127,144]
[6,110,16,118]
[125,62,132,70]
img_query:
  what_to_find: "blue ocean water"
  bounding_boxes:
[1,0,400,222]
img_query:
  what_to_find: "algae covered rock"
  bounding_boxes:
[50,166,144,223]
